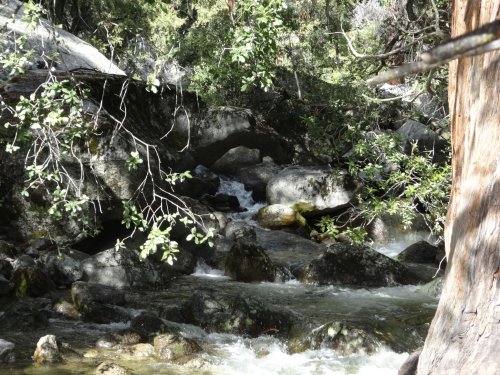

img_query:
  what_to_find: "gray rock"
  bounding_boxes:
[397,120,447,161]
[130,313,179,339]
[11,266,53,297]
[397,241,446,267]
[297,243,422,287]
[0,1,125,77]
[0,339,15,363]
[257,204,306,229]
[95,361,130,375]
[266,166,354,215]
[95,332,142,349]
[71,281,130,324]
[224,237,275,283]
[153,334,202,362]
[0,240,16,258]
[12,254,36,270]
[42,252,83,286]
[176,165,220,199]
[33,335,62,364]
[234,160,282,201]
[81,248,159,289]
[184,289,297,336]
[200,193,241,213]
[399,347,422,375]
[0,258,13,279]
[0,298,50,330]
[0,274,12,295]
[211,146,261,174]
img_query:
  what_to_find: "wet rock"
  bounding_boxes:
[397,241,446,267]
[0,339,15,363]
[33,335,62,364]
[0,240,16,258]
[81,248,159,289]
[266,166,354,215]
[153,334,202,362]
[11,266,53,297]
[95,361,130,375]
[211,146,261,174]
[184,289,296,336]
[297,243,422,287]
[288,321,379,355]
[399,347,422,375]
[200,193,241,213]
[176,165,220,199]
[24,238,57,256]
[71,281,129,324]
[0,274,12,295]
[224,237,275,283]
[257,204,306,229]
[130,313,180,339]
[42,252,83,286]
[119,343,154,357]
[0,258,13,279]
[234,160,282,201]
[96,331,142,349]
[12,255,36,270]
[53,300,81,320]
[0,298,50,330]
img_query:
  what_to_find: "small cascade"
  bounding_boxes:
[191,258,229,279]
[373,230,438,258]
[217,179,266,222]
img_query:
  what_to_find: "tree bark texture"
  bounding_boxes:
[417,1,500,374]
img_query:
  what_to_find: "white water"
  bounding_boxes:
[372,230,437,258]
[192,258,229,279]
[217,179,266,222]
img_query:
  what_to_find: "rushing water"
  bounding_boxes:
[0,179,440,374]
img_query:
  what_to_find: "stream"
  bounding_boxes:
[0,180,440,374]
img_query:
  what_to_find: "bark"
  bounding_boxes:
[416,1,500,375]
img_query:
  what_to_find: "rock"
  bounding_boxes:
[0,339,15,363]
[0,274,12,295]
[211,146,261,174]
[397,120,447,161]
[288,321,379,355]
[95,361,130,375]
[397,241,446,266]
[0,298,50,330]
[119,343,155,357]
[33,335,62,364]
[399,347,422,375]
[81,248,159,289]
[11,267,53,297]
[0,240,16,258]
[266,166,354,215]
[0,1,125,77]
[24,238,57,255]
[0,258,13,279]
[96,331,142,349]
[234,160,282,201]
[297,243,422,287]
[153,334,202,362]
[200,193,241,212]
[53,300,81,320]
[257,204,306,229]
[71,281,129,324]
[42,252,83,286]
[12,254,36,270]
[184,289,296,336]
[224,237,275,283]
[130,313,179,339]
[176,165,220,199]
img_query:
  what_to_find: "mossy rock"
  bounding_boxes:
[12,267,52,297]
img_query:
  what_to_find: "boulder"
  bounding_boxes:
[118,343,155,358]
[211,146,261,174]
[224,237,275,283]
[183,289,296,336]
[176,165,220,199]
[12,254,36,270]
[266,166,354,215]
[24,238,57,255]
[0,240,16,258]
[0,339,15,363]
[81,248,159,289]
[95,332,142,349]
[257,204,306,229]
[0,274,12,295]
[95,361,130,375]
[0,258,13,279]
[41,252,83,286]
[0,1,125,78]
[200,193,241,212]
[234,159,282,201]
[0,298,50,330]
[397,241,446,266]
[130,313,180,339]
[52,300,81,320]
[71,281,129,324]
[297,243,422,287]
[397,120,447,161]
[153,334,202,362]
[288,321,379,355]
[399,347,422,375]
[11,266,53,297]
[33,335,62,364]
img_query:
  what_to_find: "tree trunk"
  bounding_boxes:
[417,1,500,374]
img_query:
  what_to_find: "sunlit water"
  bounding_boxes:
[217,179,266,222]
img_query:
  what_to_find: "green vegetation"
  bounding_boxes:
[1,0,451,255]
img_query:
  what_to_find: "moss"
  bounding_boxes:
[292,202,315,214]
[15,274,28,297]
